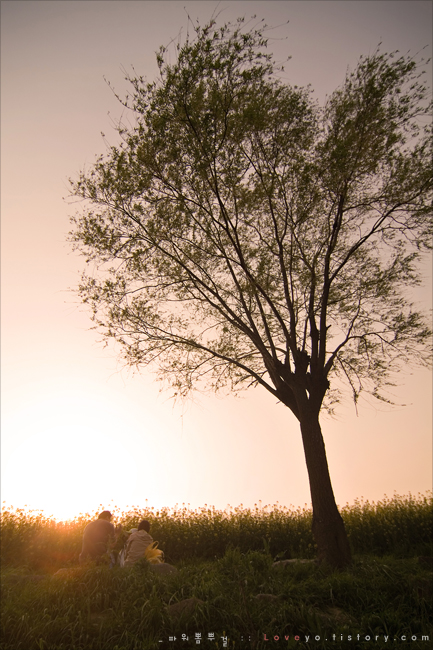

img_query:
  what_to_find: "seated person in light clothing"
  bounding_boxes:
[123,520,154,566]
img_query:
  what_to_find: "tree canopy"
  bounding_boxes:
[70,19,432,415]
[69,17,432,567]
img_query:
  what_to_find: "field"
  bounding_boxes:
[1,493,432,650]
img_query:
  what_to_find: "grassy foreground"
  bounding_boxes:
[1,493,432,649]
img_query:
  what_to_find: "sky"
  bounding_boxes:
[1,0,432,522]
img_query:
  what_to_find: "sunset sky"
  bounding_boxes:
[1,0,432,522]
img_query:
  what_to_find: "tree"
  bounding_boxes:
[69,17,433,568]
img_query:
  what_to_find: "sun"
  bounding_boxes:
[2,423,140,521]
[0,379,158,521]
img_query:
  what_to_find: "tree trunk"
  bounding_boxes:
[299,411,352,569]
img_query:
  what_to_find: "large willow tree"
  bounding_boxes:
[69,18,432,568]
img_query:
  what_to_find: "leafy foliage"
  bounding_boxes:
[69,17,433,415]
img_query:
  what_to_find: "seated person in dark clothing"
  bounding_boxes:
[79,510,119,564]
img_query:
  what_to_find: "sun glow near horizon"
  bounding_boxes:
[1,425,139,521]
[0,379,184,522]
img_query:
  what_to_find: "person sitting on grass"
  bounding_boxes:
[79,510,121,565]
[122,519,156,567]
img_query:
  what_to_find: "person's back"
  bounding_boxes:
[79,511,115,564]
[123,520,153,567]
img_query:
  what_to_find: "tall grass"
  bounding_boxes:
[1,492,431,574]
[1,494,432,649]
[2,551,432,649]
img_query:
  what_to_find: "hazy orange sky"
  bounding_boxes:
[1,1,432,521]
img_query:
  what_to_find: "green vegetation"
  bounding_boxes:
[1,494,432,649]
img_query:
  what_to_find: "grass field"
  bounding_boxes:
[1,493,432,650]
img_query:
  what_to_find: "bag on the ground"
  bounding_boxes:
[144,541,164,564]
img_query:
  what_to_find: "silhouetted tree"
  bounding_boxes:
[69,17,432,568]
